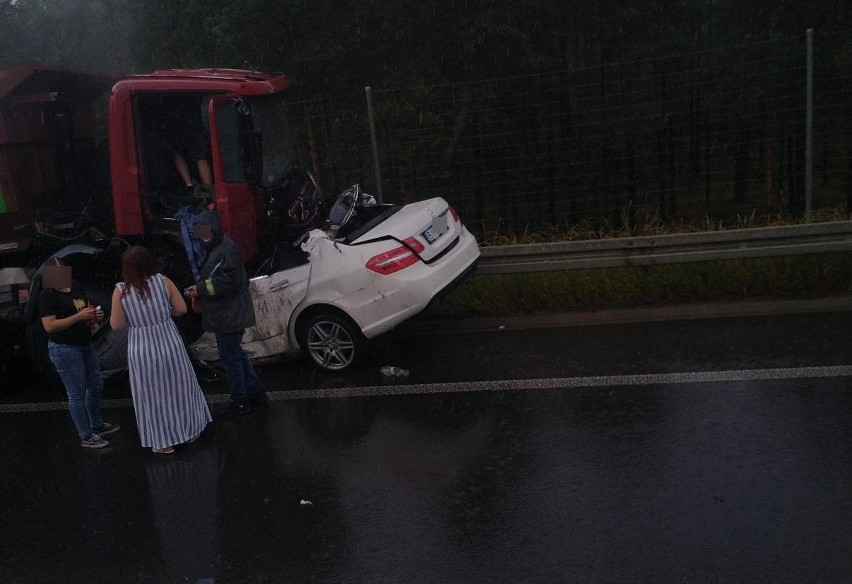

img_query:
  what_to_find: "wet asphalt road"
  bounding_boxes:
[1,300,851,583]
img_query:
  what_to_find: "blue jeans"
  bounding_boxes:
[48,341,104,438]
[216,330,263,405]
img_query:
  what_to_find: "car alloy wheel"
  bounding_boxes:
[304,313,363,372]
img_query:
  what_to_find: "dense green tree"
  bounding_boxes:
[0,0,134,72]
[2,0,849,232]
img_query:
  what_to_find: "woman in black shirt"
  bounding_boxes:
[37,257,120,449]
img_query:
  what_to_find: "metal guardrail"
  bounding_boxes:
[477,221,852,275]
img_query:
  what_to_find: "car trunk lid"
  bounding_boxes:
[352,197,460,263]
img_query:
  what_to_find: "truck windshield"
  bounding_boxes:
[249,95,297,188]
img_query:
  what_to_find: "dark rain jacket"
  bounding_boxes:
[193,210,256,334]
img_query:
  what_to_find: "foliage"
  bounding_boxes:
[0,0,134,72]
[3,0,851,236]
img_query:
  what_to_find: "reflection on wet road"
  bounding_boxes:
[1,310,851,582]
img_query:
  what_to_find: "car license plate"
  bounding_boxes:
[422,215,448,244]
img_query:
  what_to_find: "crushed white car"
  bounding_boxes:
[190,185,479,372]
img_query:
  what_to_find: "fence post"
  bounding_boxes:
[805,28,813,218]
[365,86,383,203]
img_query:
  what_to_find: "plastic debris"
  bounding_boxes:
[380,366,410,379]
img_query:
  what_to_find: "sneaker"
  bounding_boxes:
[219,401,251,417]
[81,433,109,449]
[93,422,120,437]
[248,392,269,406]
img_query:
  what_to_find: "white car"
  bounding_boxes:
[189,187,479,372]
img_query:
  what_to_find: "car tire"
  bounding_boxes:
[299,312,365,372]
[26,286,129,391]
[0,321,25,385]
[84,288,129,385]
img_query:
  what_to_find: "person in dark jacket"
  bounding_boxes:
[186,210,267,415]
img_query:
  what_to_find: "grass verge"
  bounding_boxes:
[427,252,852,318]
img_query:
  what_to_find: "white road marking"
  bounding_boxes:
[2,365,851,413]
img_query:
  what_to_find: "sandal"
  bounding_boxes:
[152,446,175,455]
[186,433,200,444]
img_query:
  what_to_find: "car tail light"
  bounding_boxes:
[449,206,460,223]
[366,241,422,275]
[403,236,424,253]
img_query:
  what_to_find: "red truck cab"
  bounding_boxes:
[108,68,292,263]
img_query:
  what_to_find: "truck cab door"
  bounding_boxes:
[207,94,260,263]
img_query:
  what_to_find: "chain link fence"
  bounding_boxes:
[285,31,851,241]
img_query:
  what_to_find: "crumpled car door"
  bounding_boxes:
[190,263,311,363]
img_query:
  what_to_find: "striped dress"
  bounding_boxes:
[119,274,212,449]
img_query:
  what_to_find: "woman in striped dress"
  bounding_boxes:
[110,246,212,454]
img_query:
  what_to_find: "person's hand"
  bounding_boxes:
[77,306,96,322]
[185,285,198,298]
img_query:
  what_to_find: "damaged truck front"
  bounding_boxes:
[0,65,305,385]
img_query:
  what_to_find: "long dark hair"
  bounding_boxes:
[121,246,157,300]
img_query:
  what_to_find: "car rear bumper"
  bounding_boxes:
[433,256,478,300]
[340,226,481,339]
